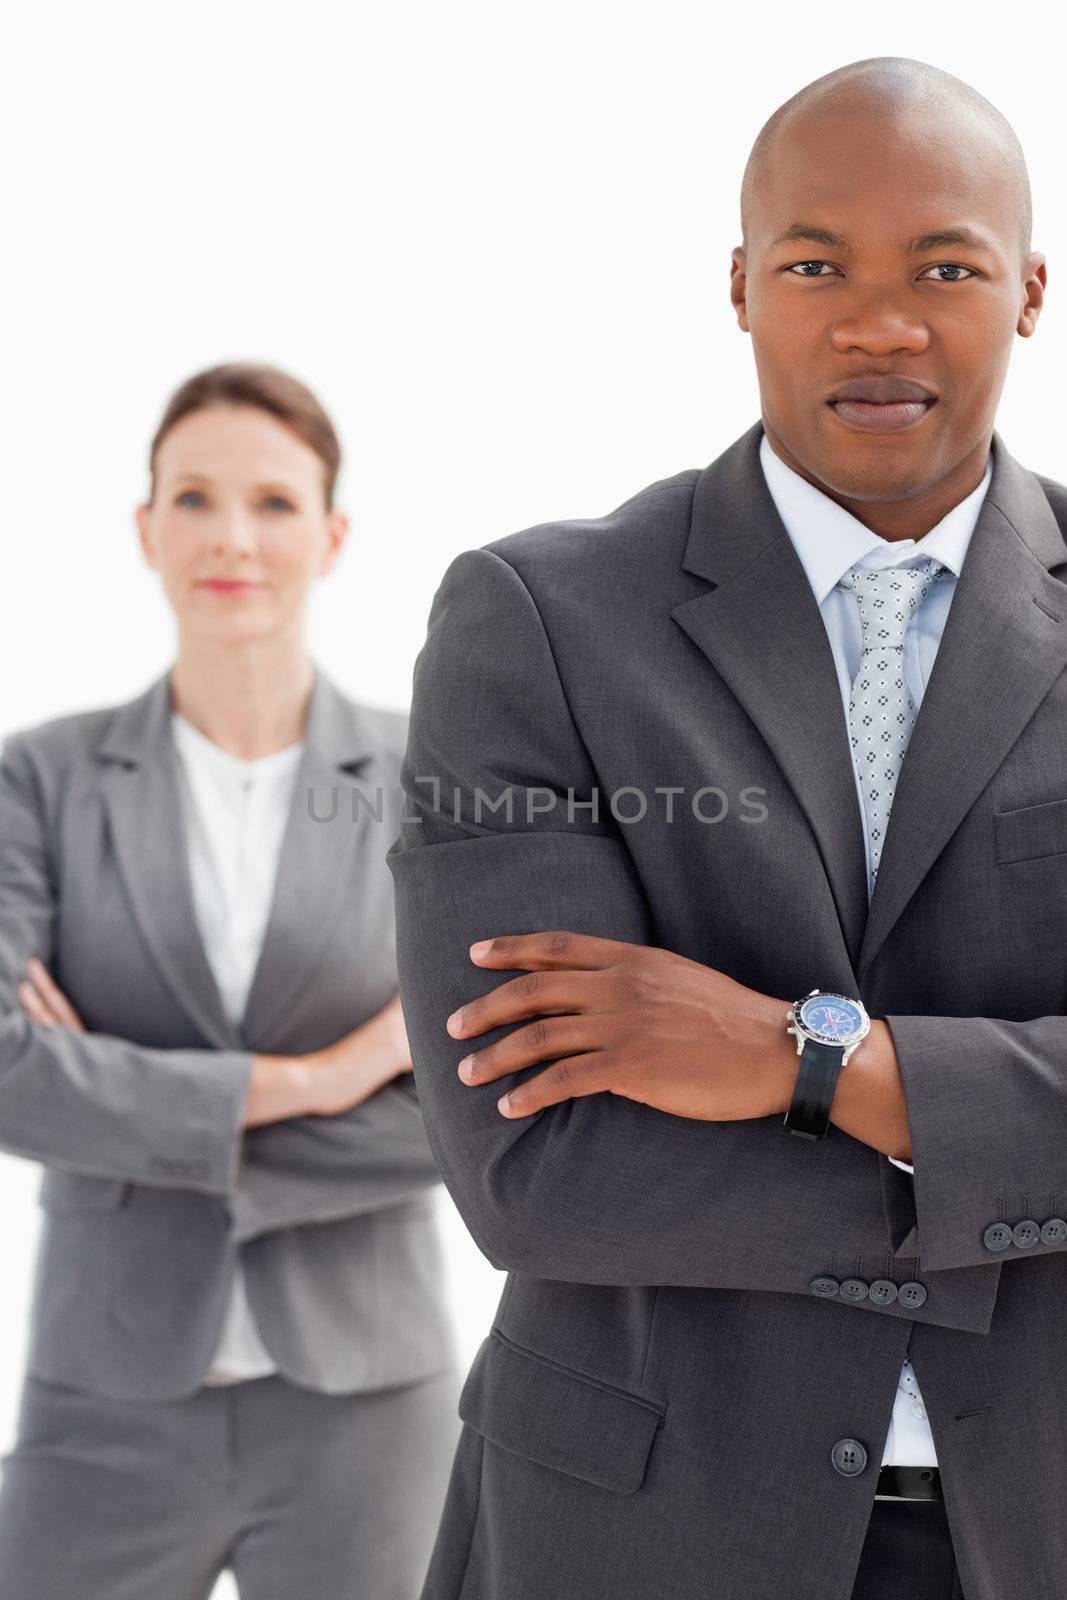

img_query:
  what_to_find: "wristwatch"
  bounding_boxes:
[783,989,871,1140]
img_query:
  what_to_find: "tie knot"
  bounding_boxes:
[842,556,945,652]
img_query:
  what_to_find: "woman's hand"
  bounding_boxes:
[17,958,86,1032]
[302,993,413,1117]
[248,994,414,1126]
[13,959,414,1129]
[348,992,413,1079]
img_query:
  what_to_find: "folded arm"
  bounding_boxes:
[386,546,1000,1331]
[228,1076,442,1242]
[0,731,439,1231]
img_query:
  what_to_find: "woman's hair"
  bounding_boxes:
[147,361,343,509]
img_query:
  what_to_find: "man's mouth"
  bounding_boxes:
[827,397,937,433]
[825,375,939,434]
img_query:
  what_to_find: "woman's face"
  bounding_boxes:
[136,404,348,644]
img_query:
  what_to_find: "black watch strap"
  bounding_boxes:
[784,1036,846,1140]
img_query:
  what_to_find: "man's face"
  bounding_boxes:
[731,106,1044,504]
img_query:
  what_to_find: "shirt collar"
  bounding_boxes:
[758,429,993,605]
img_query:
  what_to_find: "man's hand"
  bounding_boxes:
[446,931,795,1123]
[445,931,913,1161]
[17,958,86,1032]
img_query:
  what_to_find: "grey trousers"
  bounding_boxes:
[851,1500,965,1600]
[0,1364,463,1600]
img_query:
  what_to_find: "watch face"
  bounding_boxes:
[798,993,868,1045]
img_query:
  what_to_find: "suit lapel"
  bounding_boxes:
[856,436,1067,978]
[98,663,379,1051]
[671,420,870,969]
[238,679,378,1046]
[98,672,241,1049]
[671,419,1067,981]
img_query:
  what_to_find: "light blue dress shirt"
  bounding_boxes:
[758,428,993,1467]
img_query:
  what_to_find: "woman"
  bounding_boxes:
[0,363,462,1599]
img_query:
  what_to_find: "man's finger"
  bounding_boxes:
[496,1052,613,1118]
[458,1015,601,1084]
[468,930,637,971]
[448,968,602,1040]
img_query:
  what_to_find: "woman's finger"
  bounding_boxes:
[17,978,57,1027]
[24,958,86,1031]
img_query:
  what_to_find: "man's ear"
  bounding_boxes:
[730,248,750,333]
[1017,253,1046,338]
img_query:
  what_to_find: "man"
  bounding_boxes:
[387,56,1062,1600]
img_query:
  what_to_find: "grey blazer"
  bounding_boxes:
[389,419,1067,1600]
[0,663,457,1400]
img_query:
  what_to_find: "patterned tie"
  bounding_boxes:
[841,557,946,893]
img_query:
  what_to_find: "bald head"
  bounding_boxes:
[740,57,1032,267]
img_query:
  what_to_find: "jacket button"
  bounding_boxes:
[1040,1217,1067,1246]
[810,1276,840,1298]
[839,1278,869,1303]
[1012,1220,1040,1248]
[982,1222,1013,1252]
[868,1279,898,1306]
[831,1438,868,1477]
[897,1281,928,1310]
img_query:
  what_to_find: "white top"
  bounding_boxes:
[759,430,993,1468]
[170,709,305,1385]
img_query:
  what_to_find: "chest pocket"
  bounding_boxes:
[994,797,1067,865]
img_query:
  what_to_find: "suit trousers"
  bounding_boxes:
[0,1362,463,1600]
[850,1500,964,1600]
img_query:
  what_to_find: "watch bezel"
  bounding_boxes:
[793,991,870,1050]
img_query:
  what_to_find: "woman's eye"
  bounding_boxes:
[262,496,295,513]
[920,263,974,282]
[175,490,206,508]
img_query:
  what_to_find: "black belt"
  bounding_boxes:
[876,1465,942,1501]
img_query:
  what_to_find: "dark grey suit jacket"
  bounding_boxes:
[0,664,457,1399]
[388,419,1067,1600]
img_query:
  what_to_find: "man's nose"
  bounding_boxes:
[829,304,931,356]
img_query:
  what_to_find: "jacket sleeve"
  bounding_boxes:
[386,546,1001,1329]
[227,1076,443,1243]
[882,1012,1067,1271]
[0,730,440,1228]
[0,730,253,1194]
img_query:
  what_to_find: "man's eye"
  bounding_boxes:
[784,260,976,282]
[920,263,975,282]
[262,496,295,512]
[175,490,206,508]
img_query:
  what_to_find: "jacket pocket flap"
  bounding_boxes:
[458,1327,665,1495]
[995,796,1067,863]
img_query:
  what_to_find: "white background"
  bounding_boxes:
[0,5,1060,1593]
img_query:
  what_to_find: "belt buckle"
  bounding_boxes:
[875,1466,942,1502]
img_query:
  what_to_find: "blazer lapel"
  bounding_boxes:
[98,663,380,1052]
[856,432,1067,979]
[98,670,242,1050]
[238,670,379,1047]
[671,420,870,970]
[670,418,1067,983]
